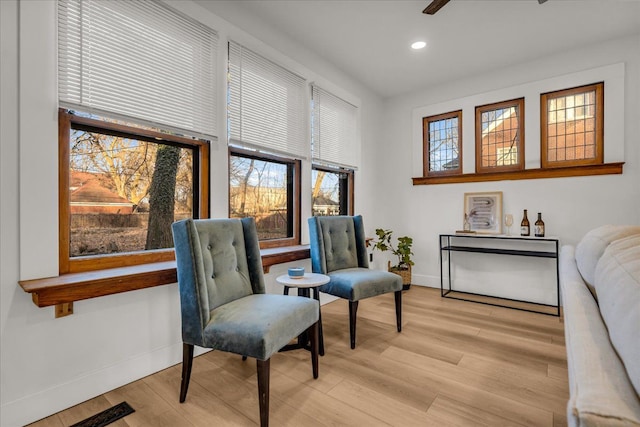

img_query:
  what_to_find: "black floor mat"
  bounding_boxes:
[69,402,135,427]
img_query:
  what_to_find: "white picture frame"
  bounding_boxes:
[464,191,503,234]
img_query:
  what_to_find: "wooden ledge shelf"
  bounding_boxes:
[412,162,624,185]
[20,261,179,310]
[19,245,310,315]
[261,245,310,273]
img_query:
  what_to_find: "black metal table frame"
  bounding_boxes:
[280,285,325,355]
[439,234,560,316]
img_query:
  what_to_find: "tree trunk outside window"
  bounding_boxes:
[146,145,180,250]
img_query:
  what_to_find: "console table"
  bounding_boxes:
[439,234,560,316]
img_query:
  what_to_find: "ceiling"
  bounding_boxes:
[197,1,640,99]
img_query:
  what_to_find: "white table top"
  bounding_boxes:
[275,273,330,288]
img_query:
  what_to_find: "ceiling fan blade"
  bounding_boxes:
[423,0,450,15]
[538,0,548,3]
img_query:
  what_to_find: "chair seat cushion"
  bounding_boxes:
[320,268,402,301]
[202,294,319,360]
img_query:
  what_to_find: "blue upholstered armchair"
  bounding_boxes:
[308,215,402,349]
[172,218,319,427]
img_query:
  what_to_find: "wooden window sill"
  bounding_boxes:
[19,245,310,311]
[412,162,624,185]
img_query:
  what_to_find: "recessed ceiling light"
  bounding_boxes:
[411,41,427,50]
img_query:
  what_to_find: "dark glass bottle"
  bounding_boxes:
[535,212,545,237]
[521,209,530,236]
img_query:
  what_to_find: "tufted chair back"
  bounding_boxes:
[308,215,369,274]
[172,217,265,345]
[308,214,402,350]
[172,217,320,425]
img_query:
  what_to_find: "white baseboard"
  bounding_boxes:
[409,273,441,289]
[1,341,208,427]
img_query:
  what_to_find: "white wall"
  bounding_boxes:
[377,34,640,293]
[3,1,638,425]
[0,1,384,426]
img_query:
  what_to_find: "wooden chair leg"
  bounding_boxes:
[395,290,402,332]
[309,321,319,379]
[257,359,270,427]
[179,343,194,403]
[313,287,325,356]
[349,300,359,349]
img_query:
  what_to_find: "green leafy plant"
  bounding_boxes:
[372,228,414,270]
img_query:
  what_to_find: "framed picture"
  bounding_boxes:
[464,191,503,234]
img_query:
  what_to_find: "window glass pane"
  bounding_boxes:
[229,153,291,240]
[69,127,193,257]
[312,169,350,216]
[546,88,598,162]
[478,100,522,169]
[496,146,518,166]
[427,115,460,172]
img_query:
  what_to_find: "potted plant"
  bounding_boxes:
[371,228,414,290]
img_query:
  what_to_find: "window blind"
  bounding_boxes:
[228,41,308,159]
[311,85,358,168]
[58,0,218,138]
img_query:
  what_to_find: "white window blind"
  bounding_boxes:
[58,0,218,138]
[311,85,358,168]
[228,41,308,158]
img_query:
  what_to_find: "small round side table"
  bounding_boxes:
[276,273,330,356]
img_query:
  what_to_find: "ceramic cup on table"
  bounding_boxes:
[288,267,305,279]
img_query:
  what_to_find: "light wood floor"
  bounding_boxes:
[29,286,569,426]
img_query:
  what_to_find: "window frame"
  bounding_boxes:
[422,110,463,177]
[540,82,604,169]
[311,164,355,217]
[228,146,301,249]
[58,108,210,274]
[475,97,525,174]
